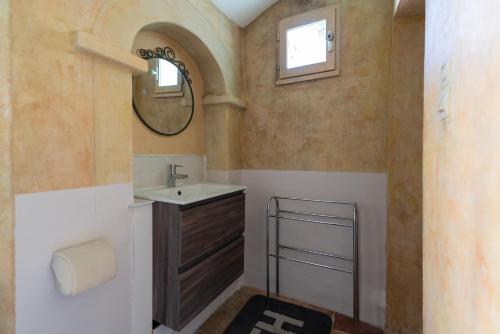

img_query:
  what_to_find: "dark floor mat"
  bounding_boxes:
[224,294,332,334]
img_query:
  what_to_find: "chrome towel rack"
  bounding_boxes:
[265,196,359,323]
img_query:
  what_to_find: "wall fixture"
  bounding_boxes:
[133,47,195,136]
[276,4,340,85]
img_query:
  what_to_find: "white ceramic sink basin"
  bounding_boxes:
[134,183,246,205]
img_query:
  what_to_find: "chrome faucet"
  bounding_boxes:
[167,164,188,188]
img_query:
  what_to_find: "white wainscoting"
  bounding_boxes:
[131,202,153,334]
[14,168,387,333]
[207,169,387,328]
[15,183,134,334]
[134,155,206,190]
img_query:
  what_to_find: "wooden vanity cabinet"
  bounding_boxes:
[153,192,245,330]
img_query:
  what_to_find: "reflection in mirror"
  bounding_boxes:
[133,47,194,136]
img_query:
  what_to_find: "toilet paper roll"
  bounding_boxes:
[51,239,117,296]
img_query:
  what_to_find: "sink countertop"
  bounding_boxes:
[134,182,247,205]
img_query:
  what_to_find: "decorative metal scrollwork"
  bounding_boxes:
[137,47,192,84]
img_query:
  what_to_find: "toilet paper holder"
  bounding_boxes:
[51,239,117,296]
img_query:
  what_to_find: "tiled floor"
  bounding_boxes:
[196,287,382,334]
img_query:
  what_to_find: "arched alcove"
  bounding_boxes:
[91,0,241,96]
[130,27,206,156]
[138,22,225,96]
[87,0,244,185]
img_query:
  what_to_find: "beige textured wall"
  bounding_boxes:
[132,31,206,155]
[423,0,500,333]
[205,104,243,170]
[11,0,98,194]
[424,0,500,332]
[386,18,424,334]
[0,0,14,332]
[242,0,392,172]
[9,0,242,195]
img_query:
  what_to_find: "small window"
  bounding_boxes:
[277,5,340,85]
[154,59,183,97]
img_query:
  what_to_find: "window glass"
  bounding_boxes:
[286,19,326,69]
[158,59,178,87]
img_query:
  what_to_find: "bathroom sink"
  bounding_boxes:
[134,183,247,205]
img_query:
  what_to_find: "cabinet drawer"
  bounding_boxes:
[178,236,244,327]
[179,193,245,267]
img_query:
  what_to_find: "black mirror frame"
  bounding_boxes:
[133,47,195,136]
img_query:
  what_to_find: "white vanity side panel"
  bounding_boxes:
[208,169,387,328]
[134,154,206,189]
[131,203,153,334]
[15,183,133,334]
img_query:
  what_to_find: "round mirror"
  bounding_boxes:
[133,47,194,136]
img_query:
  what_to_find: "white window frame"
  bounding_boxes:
[153,58,184,98]
[276,4,340,85]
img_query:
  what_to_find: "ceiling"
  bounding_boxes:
[211,0,278,27]
[395,0,425,18]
